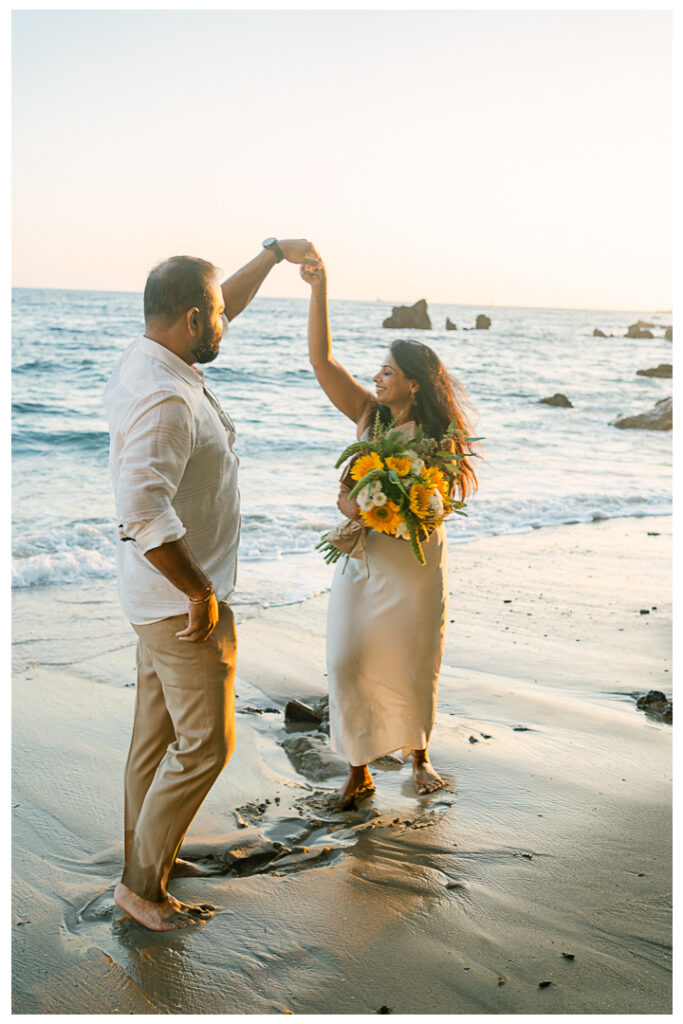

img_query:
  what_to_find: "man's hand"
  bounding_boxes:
[278,239,321,267]
[176,592,219,643]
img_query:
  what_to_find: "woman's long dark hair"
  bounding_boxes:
[365,338,479,500]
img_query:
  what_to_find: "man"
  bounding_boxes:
[104,239,319,931]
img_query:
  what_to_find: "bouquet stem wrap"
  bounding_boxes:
[324,518,369,560]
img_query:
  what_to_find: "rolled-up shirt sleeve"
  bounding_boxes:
[116,393,195,555]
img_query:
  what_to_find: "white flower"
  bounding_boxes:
[371,489,388,507]
[395,518,410,540]
[429,490,444,515]
[356,485,374,512]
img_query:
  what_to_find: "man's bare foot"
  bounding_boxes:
[412,754,444,795]
[171,857,206,879]
[337,766,375,811]
[114,882,212,932]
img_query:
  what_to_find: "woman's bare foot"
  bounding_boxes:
[337,765,375,810]
[114,882,212,931]
[171,857,206,879]
[167,892,216,918]
[412,751,444,795]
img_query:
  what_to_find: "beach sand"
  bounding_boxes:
[12,516,672,1014]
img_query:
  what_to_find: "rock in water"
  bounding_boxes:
[664,325,672,340]
[635,690,672,724]
[636,364,672,378]
[626,323,654,339]
[593,328,607,337]
[612,396,672,431]
[538,393,573,408]
[475,314,491,330]
[446,317,457,330]
[383,299,431,329]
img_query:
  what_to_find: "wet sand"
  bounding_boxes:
[12,516,672,1013]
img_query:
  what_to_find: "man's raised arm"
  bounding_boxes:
[221,238,320,320]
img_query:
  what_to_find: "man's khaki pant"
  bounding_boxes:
[122,602,237,902]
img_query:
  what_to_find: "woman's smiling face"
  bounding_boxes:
[373,351,415,410]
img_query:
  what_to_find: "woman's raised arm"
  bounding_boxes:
[300,261,375,425]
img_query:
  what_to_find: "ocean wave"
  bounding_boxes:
[12,429,110,454]
[12,521,118,588]
[12,495,671,590]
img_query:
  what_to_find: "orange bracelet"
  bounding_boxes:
[188,582,214,603]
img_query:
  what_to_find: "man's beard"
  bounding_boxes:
[192,325,221,364]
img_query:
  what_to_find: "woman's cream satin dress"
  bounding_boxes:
[326,424,449,766]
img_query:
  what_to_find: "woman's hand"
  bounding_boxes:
[337,487,361,520]
[300,260,327,292]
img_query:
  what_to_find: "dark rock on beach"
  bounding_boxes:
[626,323,654,339]
[383,299,431,330]
[475,314,491,330]
[281,733,347,780]
[635,690,672,724]
[284,695,330,735]
[636,363,672,378]
[285,698,323,725]
[371,753,403,769]
[313,694,330,735]
[446,317,457,330]
[539,393,573,408]
[612,396,672,431]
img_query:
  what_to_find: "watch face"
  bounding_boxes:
[262,237,277,248]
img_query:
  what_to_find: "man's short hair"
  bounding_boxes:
[143,255,219,326]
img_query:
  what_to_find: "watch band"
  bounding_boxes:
[263,238,285,263]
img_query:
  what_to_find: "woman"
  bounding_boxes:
[301,258,478,809]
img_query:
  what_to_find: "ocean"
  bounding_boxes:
[12,287,672,617]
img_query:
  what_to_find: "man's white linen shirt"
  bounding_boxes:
[104,335,240,625]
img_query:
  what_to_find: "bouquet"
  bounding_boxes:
[318,411,478,566]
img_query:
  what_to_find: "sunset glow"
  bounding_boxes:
[12,8,672,310]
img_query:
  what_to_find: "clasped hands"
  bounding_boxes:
[278,239,322,274]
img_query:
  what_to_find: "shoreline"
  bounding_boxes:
[11,505,674,628]
[12,515,672,1013]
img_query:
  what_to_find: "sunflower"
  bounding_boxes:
[409,482,431,519]
[385,455,413,477]
[350,451,383,482]
[422,466,450,501]
[360,499,402,535]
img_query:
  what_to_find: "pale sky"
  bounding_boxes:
[12,8,672,309]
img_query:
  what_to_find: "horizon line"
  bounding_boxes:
[10,284,672,317]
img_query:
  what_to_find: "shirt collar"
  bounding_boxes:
[138,335,205,388]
